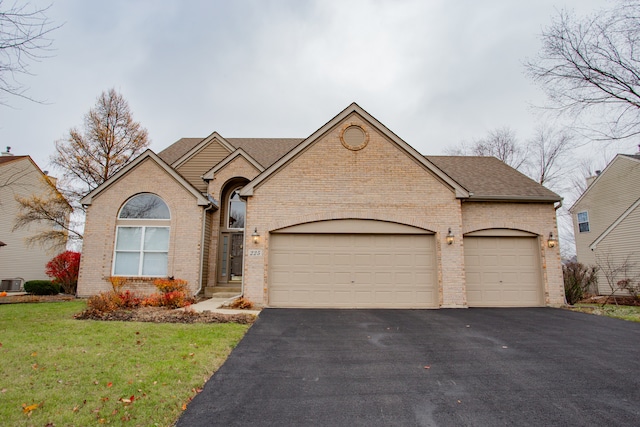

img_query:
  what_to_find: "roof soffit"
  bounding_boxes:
[240,103,469,198]
[80,150,211,206]
[172,132,234,168]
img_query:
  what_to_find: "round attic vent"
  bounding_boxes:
[340,124,369,151]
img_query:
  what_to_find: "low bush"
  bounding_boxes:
[153,277,189,294]
[87,292,122,313]
[563,262,598,305]
[227,297,254,310]
[24,280,60,295]
[88,289,193,313]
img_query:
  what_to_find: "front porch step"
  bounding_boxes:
[204,286,241,299]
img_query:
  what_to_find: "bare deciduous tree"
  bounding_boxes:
[13,176,74,251]
[52,88,150,199]
[595,251,640,306]
[525,1,640,140]
[14,88,150,246]
[445,127,528,170]
[0,1,60,104]
[525,126,573,187]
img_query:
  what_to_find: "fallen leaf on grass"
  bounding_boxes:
[182,403,187,411]
[119,395,135,405]
[107,382,113,388]
[31,352,37,357]
[22,402,40,413]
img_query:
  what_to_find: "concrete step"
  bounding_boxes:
[204,286,241,298]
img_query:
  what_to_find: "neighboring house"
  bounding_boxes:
[570,153,640,295]
[0,150,68,290]
[77,103,564,308]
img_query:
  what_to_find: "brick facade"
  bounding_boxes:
[240,114,564,307]
[77,158,205,296]
[78,107,564,308]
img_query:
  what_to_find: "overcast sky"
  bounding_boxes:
[2,0,631,178]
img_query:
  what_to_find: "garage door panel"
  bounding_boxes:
[465,236,542,307]
[269,233,437,308]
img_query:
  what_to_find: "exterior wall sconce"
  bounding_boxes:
[446,228,455,245]
[547,232,558,248]
[252,227,260,244]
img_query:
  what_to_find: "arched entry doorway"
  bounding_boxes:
[217,179,249,285]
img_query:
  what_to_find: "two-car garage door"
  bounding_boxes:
[269,232,438,308]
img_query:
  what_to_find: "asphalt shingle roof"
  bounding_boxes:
[157,137,560,202]
[426,155,561,202]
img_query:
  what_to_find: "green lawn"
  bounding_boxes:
[567,303,640,322]
[0,301,250,426]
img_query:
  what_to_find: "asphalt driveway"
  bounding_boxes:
[177,308,640,426]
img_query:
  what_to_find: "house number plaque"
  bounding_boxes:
[248,249,263,257]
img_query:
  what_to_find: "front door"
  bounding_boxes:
[229,232,244,281]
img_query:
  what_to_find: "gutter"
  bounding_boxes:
[464,195,562,203]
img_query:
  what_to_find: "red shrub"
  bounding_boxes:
[45,251,81,294]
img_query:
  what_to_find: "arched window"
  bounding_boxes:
[227,188,245,229]
[113,194,170,276]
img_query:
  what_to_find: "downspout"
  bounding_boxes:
[196,203,215,296]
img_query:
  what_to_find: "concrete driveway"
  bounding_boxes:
[176,308,640,426]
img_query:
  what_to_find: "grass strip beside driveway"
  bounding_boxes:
[567,303,640,322]
[0,301,249,426]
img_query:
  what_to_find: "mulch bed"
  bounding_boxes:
[74,307,256,324]
[0,293,256,324]
[0,293,75,304]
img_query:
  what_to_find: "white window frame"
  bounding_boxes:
[113,193,171,277]
[577,211,590,233]
[113,225,170,277]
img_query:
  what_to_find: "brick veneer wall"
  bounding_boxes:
[241,114,564,308]
[243,114,467,307]
[77,158,205,296]
[461,202,565,306]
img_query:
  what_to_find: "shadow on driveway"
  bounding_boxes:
[177,308,640,426]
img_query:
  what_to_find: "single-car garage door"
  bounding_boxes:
[464,236,543,307]
[269,232,437,308]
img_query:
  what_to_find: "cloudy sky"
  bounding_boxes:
[1,0,628,177]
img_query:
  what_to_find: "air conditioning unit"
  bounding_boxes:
[1,279,23,292]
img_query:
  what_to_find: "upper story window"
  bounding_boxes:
[577,211,590,233]
[114,194,170,276]
[227,188,245,229]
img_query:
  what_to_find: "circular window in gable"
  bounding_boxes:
[340,124,369,151]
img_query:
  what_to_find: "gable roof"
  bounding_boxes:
[569,153,640,212]
[226,138,303,169]
[0,155,29,166]
[426,156,561,202]
[0,155,72,208]
[157,138,205,165]
[239,103,470,198]
[80,150,212,207]
[158,136,303,170]
[202,148,265,180]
